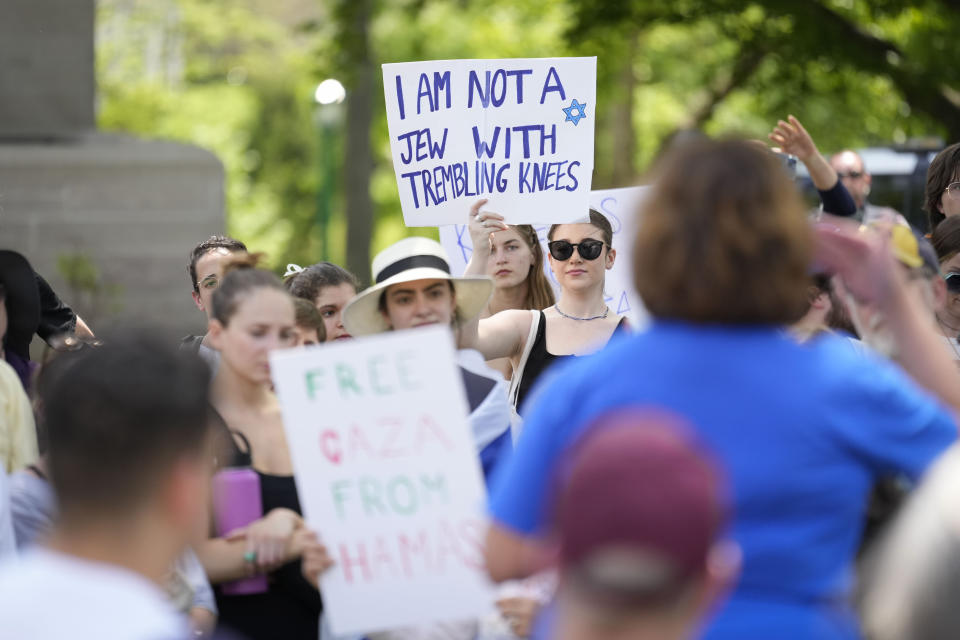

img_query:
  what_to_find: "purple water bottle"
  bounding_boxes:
[212,467,268,595]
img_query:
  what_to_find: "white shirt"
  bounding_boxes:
[0,471,16,557]
[0,548,189,639]
[456,349,511,451]
[197,343,221,377]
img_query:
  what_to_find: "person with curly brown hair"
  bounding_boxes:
[284,262,360,343]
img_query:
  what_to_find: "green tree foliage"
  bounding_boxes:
[570,0,959,172]
[97,0,327,268]
[96,0,960,275]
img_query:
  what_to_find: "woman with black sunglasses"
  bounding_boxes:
[462,201,629,414]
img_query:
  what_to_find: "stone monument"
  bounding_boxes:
[0,0,224,342]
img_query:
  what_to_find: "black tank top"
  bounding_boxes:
[211,411,322,640]
[514,311,628,411]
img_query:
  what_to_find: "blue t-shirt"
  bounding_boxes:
[489,322,957,640]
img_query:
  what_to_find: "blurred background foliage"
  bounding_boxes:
[96,0,960,284]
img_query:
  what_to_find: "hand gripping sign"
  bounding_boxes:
[383,57,597,227]
[270,326,493,635]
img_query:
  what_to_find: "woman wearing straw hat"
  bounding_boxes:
[342,236,512,485]
[341,237,523,640]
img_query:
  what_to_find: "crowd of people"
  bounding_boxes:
[2,114,960,640]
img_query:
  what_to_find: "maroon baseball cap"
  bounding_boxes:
[554,409,729,602]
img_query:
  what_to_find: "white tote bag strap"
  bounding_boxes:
[508,310,541,408]
[506,311,541,441]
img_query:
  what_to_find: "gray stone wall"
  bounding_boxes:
[0,0,228,347]
[0,133,225,342]
[0,0,95,138]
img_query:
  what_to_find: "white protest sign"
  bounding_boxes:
[383,57,597,227]
[270,326,493,635]
[439,186,649,326]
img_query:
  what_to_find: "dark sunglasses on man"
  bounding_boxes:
[945,272,960,294]
[547,239,605,261]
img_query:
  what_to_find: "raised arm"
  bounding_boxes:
[458,305,531,361]
[478,310,533,361]
[484,524,555,583]
[769,115,837,190]
[458,199,530,358]
[815,217,960,417]
[770,115,856,217]
[464,198,509,277]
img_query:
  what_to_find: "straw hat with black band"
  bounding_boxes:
[342,237,493,337]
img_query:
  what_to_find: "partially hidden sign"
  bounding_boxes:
[270,326,493,635]
[383,57,597,227]
[439,186,650,327]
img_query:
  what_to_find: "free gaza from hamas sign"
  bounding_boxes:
[270,326,493,635]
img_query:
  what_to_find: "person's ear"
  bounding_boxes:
[207,319,225,350]
[162,454,211,546]
[605,247,617,270]
[379,306,393,330]
[812,291,830,311]
[698,540,742,616]
[192,290,204,311]
[932,275,948,313]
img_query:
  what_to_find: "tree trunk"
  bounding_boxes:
[341,0,374,285]
[797,1,960,141]
[684,46,766,131]
[609,31,639,188]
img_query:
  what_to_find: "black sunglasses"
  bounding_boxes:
[946,272,960,294]
[548,239,605,261]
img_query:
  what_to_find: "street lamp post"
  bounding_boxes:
[313,79,346,262]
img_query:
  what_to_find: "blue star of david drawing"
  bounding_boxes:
[562,99,587,126]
